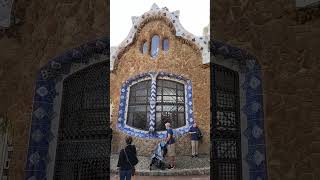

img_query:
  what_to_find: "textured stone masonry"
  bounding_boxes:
[110,19,210,156]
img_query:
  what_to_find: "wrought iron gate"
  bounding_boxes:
[54,62,111,180]
[211,64,242,180]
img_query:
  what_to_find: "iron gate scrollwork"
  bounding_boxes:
[212,64,242,180]
[54,62,111,180]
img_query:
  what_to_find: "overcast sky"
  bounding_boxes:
[111,0,210,46]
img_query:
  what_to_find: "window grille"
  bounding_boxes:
[53,62,110,180]
[155,79,185,130]
[212,64,242,180]
[127,80,151,130]
[126,79,185,131]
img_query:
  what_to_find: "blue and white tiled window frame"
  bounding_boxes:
[117,72,194,139]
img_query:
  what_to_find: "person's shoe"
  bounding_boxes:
[168,165,173,169]
[195,154,199,158]
[191,155,194,158]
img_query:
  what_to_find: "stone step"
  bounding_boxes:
[111,154,210,176]
[110,174,210,180]
[111,167,210,176]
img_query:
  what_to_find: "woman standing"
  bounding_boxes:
[165,122,176,169]
[189,123,202,158]
[117,136,139,180]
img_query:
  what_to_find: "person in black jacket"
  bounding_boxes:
[117,136,138,180]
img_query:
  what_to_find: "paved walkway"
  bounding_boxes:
[110,175,210,180]
[111,153,210,176]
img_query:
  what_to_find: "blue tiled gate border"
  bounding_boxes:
[212,40,268,180]
[25,37,109,180]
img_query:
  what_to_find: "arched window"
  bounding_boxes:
[127,80,151,130]
[150,35,160,58]
[117,72,194,139]
[162,38,169,51]
[156,79,185,131]
[141,41,148,54]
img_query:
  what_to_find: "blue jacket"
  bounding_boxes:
[166,128,176,144]
[189,126,201,141]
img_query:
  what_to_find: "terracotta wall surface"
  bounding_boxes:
[213,0,320,179]
[0,0,108,179]
[110,20,210,156]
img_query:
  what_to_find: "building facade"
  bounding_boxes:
[0,0,319,179]
[110,4,210,156]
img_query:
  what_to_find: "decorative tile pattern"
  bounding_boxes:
[213,40,268,180]
[25,37,109,179]
[110,3,209,71]
[149,73,158,132]
[117,72,194,139]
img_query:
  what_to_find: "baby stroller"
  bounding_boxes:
[149,141,168,170]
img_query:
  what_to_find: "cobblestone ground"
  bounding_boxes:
[111,153,210,176]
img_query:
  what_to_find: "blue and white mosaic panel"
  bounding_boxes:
[117,72,194,139]
[25,37,109,180]
[214,40,268,180]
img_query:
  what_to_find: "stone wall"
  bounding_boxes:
[0,0,108,179]
[110,20,210,156]
[213,0,320,179]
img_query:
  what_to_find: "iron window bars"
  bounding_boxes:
[155,79,185,131]
[126,79,186,131]
[127,80,151,131]
[211,64,242,180]
[53,62,111,180]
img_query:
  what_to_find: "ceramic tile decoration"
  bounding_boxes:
[110,3,210,71]
[26,4,267,178]
[117,72,194,139]
[213,40,268,180]
[26,38,267,179]
[25,37,109,180]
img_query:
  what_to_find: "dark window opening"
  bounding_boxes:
[127,80,151,130]
[211,64,242,180]
[54,62,111,180]
[155,79,185,131]
[3,169,9,176]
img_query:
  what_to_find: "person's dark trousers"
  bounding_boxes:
[120,169,132,180]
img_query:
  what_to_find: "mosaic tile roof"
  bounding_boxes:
[110,3,210,71]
